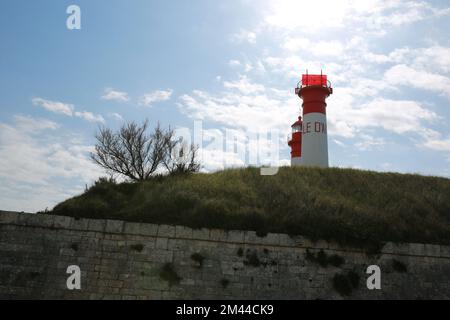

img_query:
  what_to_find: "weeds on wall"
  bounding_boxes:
[332,270,360,296]
[130,243,144,252]
[220,278,230,289]
[159,263,181,286]
[244,250,261,267]
[305,249,344,267]
[392,259,408,273]
[191,253,205,268]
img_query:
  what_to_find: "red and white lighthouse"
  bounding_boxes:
[288,116,303,166]
[289,73,333,168]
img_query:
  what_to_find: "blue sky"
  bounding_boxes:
[1,0,450,212]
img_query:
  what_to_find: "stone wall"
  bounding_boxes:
[0,211,449,299]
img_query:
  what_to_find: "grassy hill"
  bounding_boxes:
[50,166,450,247]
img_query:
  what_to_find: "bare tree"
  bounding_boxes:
[91,120,199,181]
[163,138,201,175]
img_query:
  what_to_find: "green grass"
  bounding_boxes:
[49,166,450,246]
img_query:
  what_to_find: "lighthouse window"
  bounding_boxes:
[292,125,301,133]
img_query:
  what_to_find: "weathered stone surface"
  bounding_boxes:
[192,228,210,240]
[0,213,449,300]
[175,226,193,239]
[88,219,106,232]
[105,220,124,234]
[227,230,244,243]
[0,211,20,224]
[53,215,73,229]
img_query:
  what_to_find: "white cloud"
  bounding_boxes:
[264,0,349,30]
[375,46,450,74]
[231,29,257,44]
[74,111,105,124]
[228,60,241,67]
[32,97,74,116]
[0,116,102,211]
[32,97,107,124]
[333,139,346,147]
[109,112,124,121]
[422,136,450,152]
[139,89,173,107]
[263,0,443,32]
[101,88,130,102]
[178,88,295,133]
[13,114,60,132]
[283,38,344,56]
[354,134,385,151]
[328,98,438,138]
[223,76,265,95]
[384,64,450,98]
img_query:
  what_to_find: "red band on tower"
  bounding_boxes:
[299,86,331,115]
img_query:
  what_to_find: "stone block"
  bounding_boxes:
[124,222,142,235]
[440,245,450,258]
[71,218,89,230]
[278,234,295,247]
[424,244,440,257]
[155,237,168,250]
[105,220,124,234]
[209,229,227,242]
[24,213,55,228]
[157,225,176,238]
[192,228,210,240]
[0,211,19,224]
[53,215,73,229]
[244,231,258,244]
[88,219,106,232]
[381,242,395,254]
[227,230,244,243]
[391,242,410,255]
[175,226,193,239]
[262,233,280,246]
[409,243,425,256]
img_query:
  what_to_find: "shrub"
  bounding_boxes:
[327,254,345,267]
[333,270,360,296]
[220,279,230,289]
[392,259,408,273]
[191,253,205,268]
[244,250,261,267]
[305,249,345,268]
[333,273,353,296]
[159,263,181,286]
[130,244,144,252]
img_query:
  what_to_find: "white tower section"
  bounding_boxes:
[296,75,332,168]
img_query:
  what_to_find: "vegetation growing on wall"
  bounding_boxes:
[305,249,345,267]
[333,270,360,296]
[220,279,230,289]
[159,263,181,286]
[191,253,205,268]
[244,250,261,267]
[130,243,144,252]
[392,259,408,273]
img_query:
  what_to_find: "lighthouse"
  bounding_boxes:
[289,73,333,168]
[288,116,303,166]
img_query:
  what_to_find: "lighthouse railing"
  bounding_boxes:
[296,79,332,89]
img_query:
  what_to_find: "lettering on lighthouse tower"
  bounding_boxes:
[303,121,327,134]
